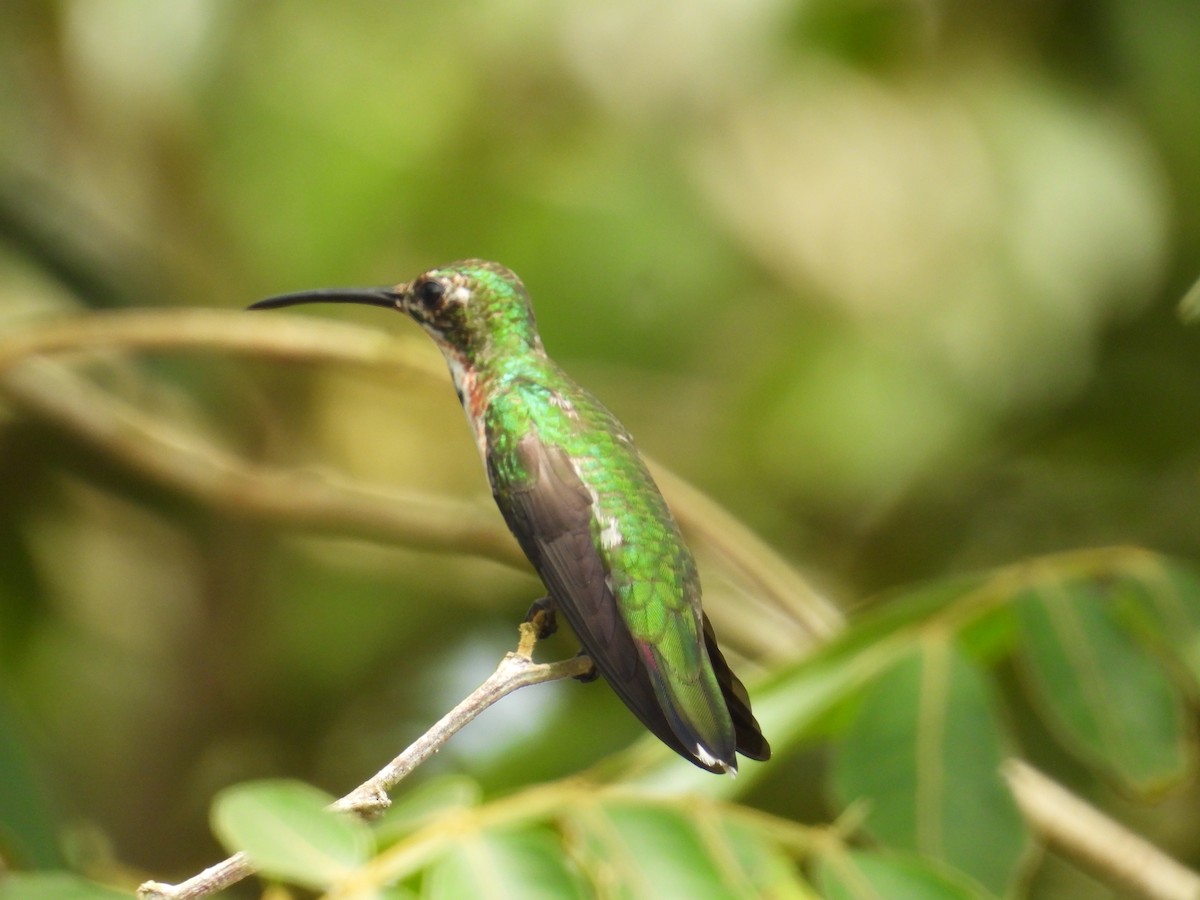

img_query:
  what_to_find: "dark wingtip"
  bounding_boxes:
[247,287,399,311]
[702,613,771,763]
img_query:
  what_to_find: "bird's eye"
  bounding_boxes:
[415,278,446,310]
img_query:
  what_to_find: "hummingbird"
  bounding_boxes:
[250,260,770,773]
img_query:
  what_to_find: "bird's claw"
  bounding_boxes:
[573,650,599,683]
[524,596,558,640]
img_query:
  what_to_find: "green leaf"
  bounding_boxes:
[375,775,482,843]
[715,815,819,899]
[0,874,127,900]
[565,798,804,899]
[814,850,987,900]
[832,642,1026,894]
[0,692,63,869]
[1015,576,1189,793]
[1180,273,1200,322]
[568,801,720,897]
[211,779,371,890]
[1121,560,1200,690]
[422,827,590,900]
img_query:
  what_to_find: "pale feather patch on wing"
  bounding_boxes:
[481,380,751,773]
[549,390,580,419]
[599,516,623,550]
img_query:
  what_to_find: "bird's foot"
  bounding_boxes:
[573,650,599,683]
[523,596,558,640]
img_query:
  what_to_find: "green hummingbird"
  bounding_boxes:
[250,260,769,773]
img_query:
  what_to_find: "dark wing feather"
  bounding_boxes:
[702,614,771,761]
[488,430,727,772]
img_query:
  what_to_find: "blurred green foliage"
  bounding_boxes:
[2,1,1200,897]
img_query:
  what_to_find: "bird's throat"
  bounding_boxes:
[441,348,489,460]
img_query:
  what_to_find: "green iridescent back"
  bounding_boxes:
[248,258,767,771]
[474,341,737,763]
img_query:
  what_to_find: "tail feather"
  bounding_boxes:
[702,614,771,761]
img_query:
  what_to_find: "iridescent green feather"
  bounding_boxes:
[481,359,737,764]
[250,258,768,772]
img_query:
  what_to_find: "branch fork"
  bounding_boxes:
[137,618,590,900]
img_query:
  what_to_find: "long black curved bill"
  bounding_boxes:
[248,287,400,311]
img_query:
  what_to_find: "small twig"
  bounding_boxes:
[0,361,524,567]
[136,621,592,900]
[648,464,843,648]
[135,853,253,900]
[1003,759,1200,900]
[333,622,588,815]
[0,307,441,376]
[0,310,835,657]
[22,309,1200,900]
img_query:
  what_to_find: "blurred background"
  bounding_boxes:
[1,0,1198,892]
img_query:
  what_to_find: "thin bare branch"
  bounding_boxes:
[136,622,592,900]
[0,308,441,376]
[1,360,524,566]
[1003,759,1200,900]
[0,309,836,657]
[10,308,1198,900]
[649,463,843,648]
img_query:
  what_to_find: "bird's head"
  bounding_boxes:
[249,259,543,365]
